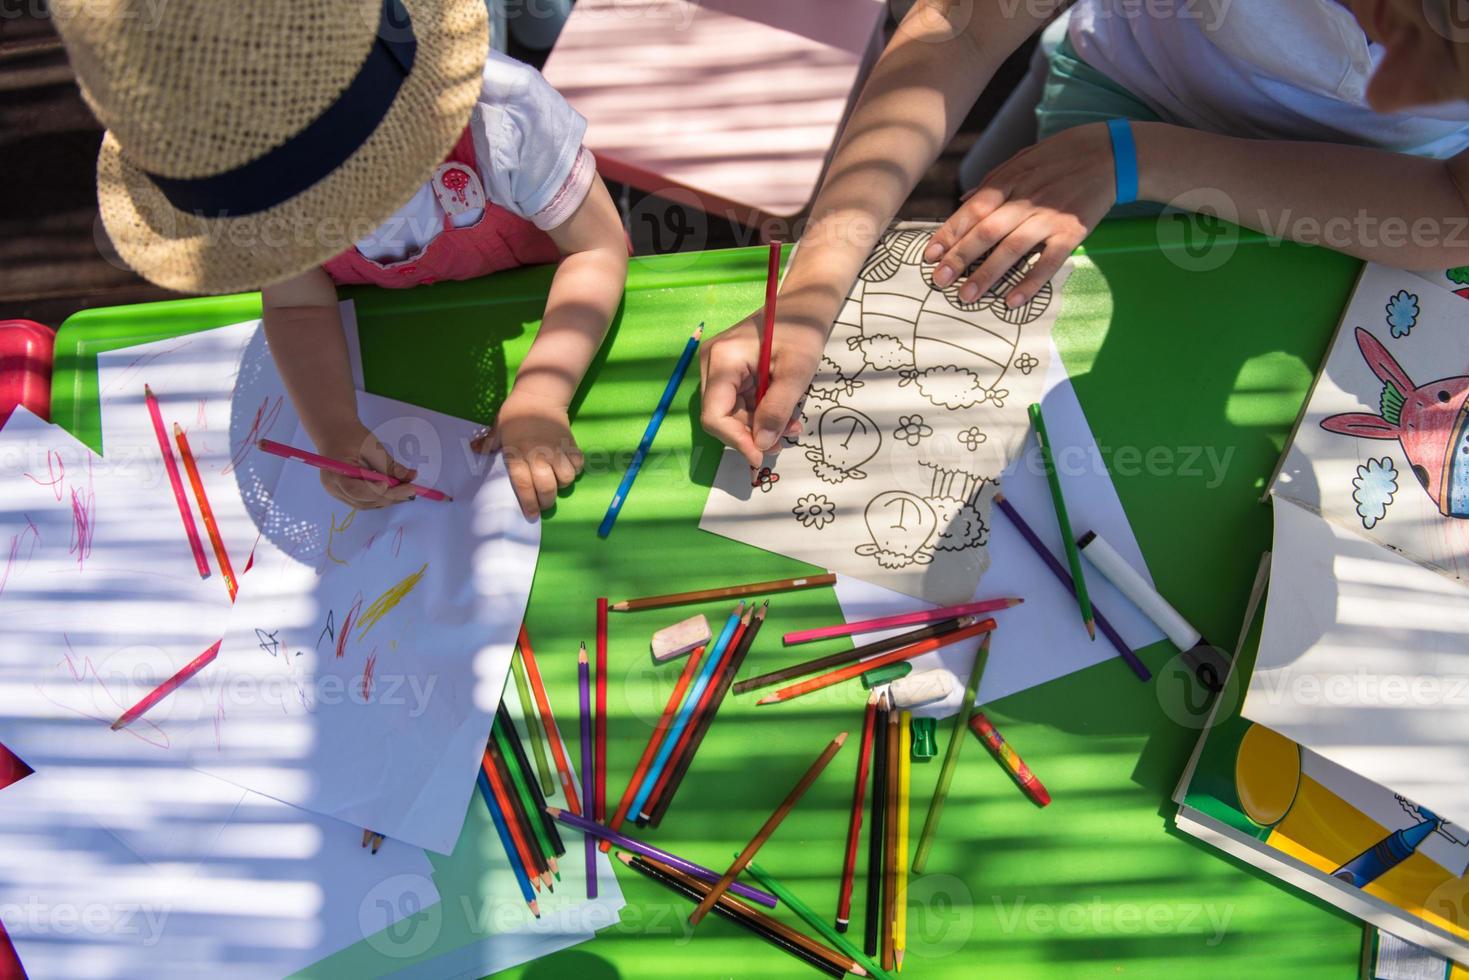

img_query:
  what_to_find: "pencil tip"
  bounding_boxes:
[834,731,849,745]
[109,719,124,731]
[1011,597,1025,606]
[693,323,704,339]
[993,491,1005,503]
[172,421,183,435]
[545,806,561,817]
[755,695,775,705]
[615,851,632,865]
[144,383,154,396]
[1085,620,1096,640]
[578,645,588,664]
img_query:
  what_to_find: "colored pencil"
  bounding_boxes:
[595,597,608,826]
[912,634,990,874]
[865,694,890,958]
[689,731,847,926]
[747,858,893,980]
[495,712,565,858]
[896,712,911,972]
[111,640,221,730]
[598,323,702,537]
[837,690,880,932]
[492,724,560,881]
[607,643,706,844]
[577,643,597,900]
[993,494,1150,680]
[619,853,847,979]
[756,619,995,706]
[882,709,898,970]
[644,601,767,826]
[517,625,581,813]
[782,597,1022,646]
[546,806,778,907]
[511,648,556,797]
[1027,403,1093,639]
[611,574,835,612]
[256,438,452,502]
[359,828,384,853]
[145,385,210,578]
[482,748,542,891]
[736,617,971,696]
[969,713,1052,807]
[757,240,782,404]
[476,767,539,915]
[625,603,744,821]
[173,423,236,601]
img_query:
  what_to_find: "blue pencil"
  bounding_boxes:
[477,766,540,916]
[598,323,703,538]
[626,602,743,819]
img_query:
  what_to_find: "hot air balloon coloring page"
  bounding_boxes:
[701,224,1074,605]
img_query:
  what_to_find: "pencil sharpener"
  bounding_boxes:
[910,717,937,761]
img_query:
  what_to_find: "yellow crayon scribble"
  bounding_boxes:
[356,563,427,638]
[326,510,359,566]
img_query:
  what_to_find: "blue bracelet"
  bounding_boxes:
[1107,118,1139,206]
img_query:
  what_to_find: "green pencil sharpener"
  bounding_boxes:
[910,717,937,762]
[861,661,913,689]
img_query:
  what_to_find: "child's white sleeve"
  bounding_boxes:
[471,51,597,231]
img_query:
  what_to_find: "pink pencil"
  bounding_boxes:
[146,385,211,578]
[782,596,1024,646]
[111,640,222,730]
[257,439,453,502]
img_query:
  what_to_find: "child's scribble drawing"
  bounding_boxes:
[68,458,95,570]
[224,395,284,476]
[0,518,40,599]
[1320,327,1469,518]
[326,509,359,566]
[360,652,378,702]
[24,450,64,501]
[1352,458,1399,529]
[336,594,363,658]
[806,405,881,484]
[392,526,405,557]
[1386,290,1420,339]
[356,564,427,638]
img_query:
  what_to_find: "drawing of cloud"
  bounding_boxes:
[1353,457,1399,529]
[1386,290,1420,339]
[914,365,986,410]
[849,333,911,371]
[928,495,988,551]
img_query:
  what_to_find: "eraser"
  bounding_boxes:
[651,614,711,662]
[889,669,956,709]
[860,661,913,689]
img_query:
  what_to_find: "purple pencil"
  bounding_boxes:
[578,643,597,899]
[545,806,779,908]
[993,493,1151,681]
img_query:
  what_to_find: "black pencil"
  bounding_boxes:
[864,692,890,958]
[488,735,551,888]
[647,602,769,827]
[732,617,966,695]
[496,711,565,856]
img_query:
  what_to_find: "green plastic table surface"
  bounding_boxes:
[51,220,1364,978]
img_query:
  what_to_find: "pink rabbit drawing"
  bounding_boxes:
[1320,327,1469,518]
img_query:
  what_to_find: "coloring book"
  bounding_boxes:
[701,224,1072,605]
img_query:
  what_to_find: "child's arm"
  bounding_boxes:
[699,0,1050,466]
[262,269,418,508]
[477,175,627,518]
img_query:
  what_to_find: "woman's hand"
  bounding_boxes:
[474,387,584,519]
[699,311,821,468]
[925,123,1116,306]
[314,421,419,510]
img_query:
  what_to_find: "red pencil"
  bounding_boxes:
[595,597,608,823]
[111,640,221,730]
[146,385,210,578]
[518,625,581,814]
[481,748,542,892]
[606,643,706,848]
[756,240,781,404]
[256,438,452,502]
[836,689,879,932]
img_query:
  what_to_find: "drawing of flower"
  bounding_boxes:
[1016,352,1040,375]
[793,493,836,530]
[751,466,781,493]
[894,415,933,446]
[985,388,1009,408]
[958,427,987,451]
[1386,290,1420,338]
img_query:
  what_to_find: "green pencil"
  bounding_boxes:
[494,722,562,880]
[744,858,895,980]
[912,633,990,874]
[1028,402,1095,640]
[512,648,557,796]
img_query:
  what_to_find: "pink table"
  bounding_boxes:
[543,0,887,233]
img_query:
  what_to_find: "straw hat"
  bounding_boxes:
[51,0,489,294]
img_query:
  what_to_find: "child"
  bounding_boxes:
[52,0,627,518]
[701,0,1469,466]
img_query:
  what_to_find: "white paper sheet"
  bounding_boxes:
[191,392,540,853]
[1243,495,1469,826]
[832,341,1165,715]
[702,225,1072,605]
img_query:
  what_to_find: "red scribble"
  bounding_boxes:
[360,652,378,701]
[0,517,41,598]
[104,338,190,395]
[23,450,65,501]
[224,395,284,475]
[392,526,405,557]
[49,634,169,749]
[336,592,364,658]
[364,532,379,552]
[197,399,208,428]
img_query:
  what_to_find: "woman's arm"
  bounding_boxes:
[700,0,1056,466]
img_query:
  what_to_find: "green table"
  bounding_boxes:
[52,219,1364,979]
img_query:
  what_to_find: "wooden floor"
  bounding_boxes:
[0,10,1033,328]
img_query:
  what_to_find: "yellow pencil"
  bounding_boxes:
[897,711,911,972]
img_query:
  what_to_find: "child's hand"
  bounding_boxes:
[474,388,584,519]
[700,314,820,468]
[315,422,419,510]
[924,122,1116,306]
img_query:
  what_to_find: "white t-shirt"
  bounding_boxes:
[355,51,595,263]
[1069,0,1469,158]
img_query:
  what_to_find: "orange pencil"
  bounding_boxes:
[146,385,210,578]
[481,748,542,891]
[756,619,996,706]
[517,625,581,814]
[173,423,237,601]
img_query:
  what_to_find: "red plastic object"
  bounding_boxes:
[0,320,55,428]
